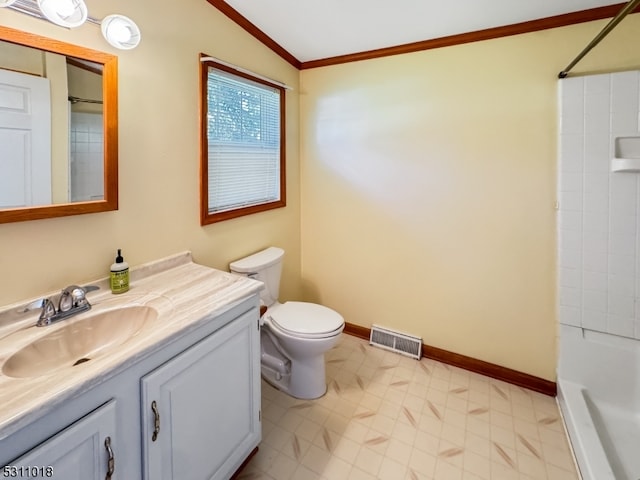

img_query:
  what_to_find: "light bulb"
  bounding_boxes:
[108,19,132,43]
[101,14,141,50]
[37,0,87,27]
[51,0,75,17]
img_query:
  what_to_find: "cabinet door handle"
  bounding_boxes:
[151,400,160,441]
[104,436,115,480]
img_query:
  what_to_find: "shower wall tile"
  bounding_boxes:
[608,292,634,318]
[70,112,104,202]
[560,286,581,308]
[584,76,610,134]
[583,187,608,213]
[582,250,607,272]
[607,314,635,337]
[611,71,639,134]
[559,172,582,193]
[610,174,637,215]
[583,289,607,313]
[559,248,581,269]
[608,273,635,296]
[584,173,608,204]
[609,233,635,256]
[582,310,607,332]
[585,74,611,94]
[559,77,584,135]
[560,267,581,288]
[558,209,582,231]
[583,270,607,291]
[610,253,634,277]
[583,229,607,252]
[558,70,640,341]
[583,135,609,172]
[559,134,584,172]
[559,228,582,253]
[559,190,582,211]
[559,305,581,327]
[583,208,607,233]
[610,212,636,235]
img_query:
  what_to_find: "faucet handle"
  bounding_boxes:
[20,298,56,325]
[21,298,47,313]
[61,284,98,296]
[71,287,88,307]
[20,297,55,321]
[31,298,56,326]
[40,299,56,322]
[68,285,99,308]
[58,289,74,312]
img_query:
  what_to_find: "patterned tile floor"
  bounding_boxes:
[239,334,580,480]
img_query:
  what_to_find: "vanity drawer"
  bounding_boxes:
[7,400,117,480]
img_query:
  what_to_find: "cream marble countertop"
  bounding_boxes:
[0,252,262,439]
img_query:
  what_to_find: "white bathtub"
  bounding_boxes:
[558,325,640,480]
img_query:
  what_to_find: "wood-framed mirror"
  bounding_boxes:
[0,25,118,224]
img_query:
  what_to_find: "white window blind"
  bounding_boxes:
[206,66,281,214]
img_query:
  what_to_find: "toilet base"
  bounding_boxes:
[261,354,328,400]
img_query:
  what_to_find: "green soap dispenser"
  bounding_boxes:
[110,249,130,294]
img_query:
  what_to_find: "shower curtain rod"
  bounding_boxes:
[558,0,640,78]
[68,96,103,105]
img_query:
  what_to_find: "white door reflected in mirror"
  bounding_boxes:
[0,69,51,208]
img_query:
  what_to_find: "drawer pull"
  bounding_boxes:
[151,400,160,441]
[105,436,115,480]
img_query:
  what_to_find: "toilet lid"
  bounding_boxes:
[269,301,344,337]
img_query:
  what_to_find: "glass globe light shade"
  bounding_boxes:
[101,14,141,50]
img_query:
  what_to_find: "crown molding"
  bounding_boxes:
[301,4,640,69]
[205,0,301,69]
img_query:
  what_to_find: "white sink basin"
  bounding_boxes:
[2,306,159,378]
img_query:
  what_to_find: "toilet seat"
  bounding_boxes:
[268,301,344,339]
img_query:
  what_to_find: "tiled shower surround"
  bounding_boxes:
[558,70,640,339]
[69,112,104,202]
[557,69,640,480]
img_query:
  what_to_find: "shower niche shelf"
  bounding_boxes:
[612,136,640,172]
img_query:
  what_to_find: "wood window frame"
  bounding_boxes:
[199,56,286,225]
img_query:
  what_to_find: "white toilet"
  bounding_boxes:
[230,247,344,400]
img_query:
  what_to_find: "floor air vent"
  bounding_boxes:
[369,324,422,360]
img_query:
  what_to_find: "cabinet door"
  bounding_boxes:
[8,400,117,480]
[142,309,260,480]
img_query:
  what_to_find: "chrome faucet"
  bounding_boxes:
[22,285,99,327]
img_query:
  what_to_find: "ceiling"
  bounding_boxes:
[220,0,627,64]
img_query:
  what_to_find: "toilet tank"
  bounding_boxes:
[229,247,284,307]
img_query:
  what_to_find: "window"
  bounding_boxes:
[200,59,286,225]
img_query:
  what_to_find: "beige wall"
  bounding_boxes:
[299,16,640,381]
[0,0,301,306]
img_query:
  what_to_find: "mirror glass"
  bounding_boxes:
[0,25,118,223]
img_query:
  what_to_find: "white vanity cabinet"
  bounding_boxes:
[9,401,117,480]
[141,308,261,480]
[0,291,261,480]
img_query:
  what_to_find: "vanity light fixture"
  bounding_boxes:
[100,14,140,50]
[1,0,141,49]
[37,0,87,28]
